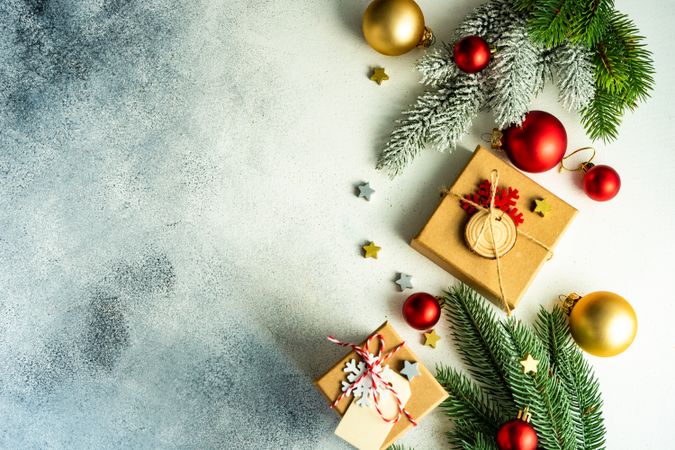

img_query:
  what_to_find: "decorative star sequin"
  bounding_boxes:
[520,353,540,375]
[400,360,420,381]
[395,273,413,291]
[357,182,375,201]
[423,329,440,348]
[370,67,389,85]
[533,198,552,217]
[362,242,381,259]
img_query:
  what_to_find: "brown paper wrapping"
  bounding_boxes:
[411,146,577,310]
[314,321,448,449]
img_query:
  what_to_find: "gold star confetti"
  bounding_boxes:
[533,198,552,217]
[362,241,381,259]
[370,67,389,85]
[424,329,441,348]
[520,353,540,374]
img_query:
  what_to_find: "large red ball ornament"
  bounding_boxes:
[496,419,538,450]
[453,35,491,73]
[402,292,441,330]
[501,111,567,173]
[583,164,621,201]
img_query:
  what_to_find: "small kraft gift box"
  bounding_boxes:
[315,321,448,450]
[411,145,577,311]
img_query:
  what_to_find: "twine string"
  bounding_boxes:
[442,169,554,315]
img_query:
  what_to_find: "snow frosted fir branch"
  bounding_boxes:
[377,0,653,177]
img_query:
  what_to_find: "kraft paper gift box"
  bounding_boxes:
[315,321,448,450]
[411,145,577,310]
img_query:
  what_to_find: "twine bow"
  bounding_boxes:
[444,169,553,316]
[327,333,417,426]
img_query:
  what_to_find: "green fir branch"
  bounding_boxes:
[436,364,503,435]
[501,318,577,450]
[581,87,623,141]
[432,285,606,450]
[524,0,613,47]
[535,307,606,450]
[387,445,414,450]
[568,0,613,47]
[595,10,654,103]
[527,0,577,47]
[441,285,516,415]
[461,432,500,450]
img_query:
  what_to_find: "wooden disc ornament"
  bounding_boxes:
[362,0,433,56]
[464,210,517,259]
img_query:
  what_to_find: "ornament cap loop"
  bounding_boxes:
[560,292,582,315]
[417,26,434,48]
[559,147,596,173]
[580,161,595,173]
[517,406,532,423]
[491,128,503,150]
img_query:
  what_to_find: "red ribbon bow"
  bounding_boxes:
[327,333,417,426]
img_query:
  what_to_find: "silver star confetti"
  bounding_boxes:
[357,182,375,201]
[400,360,420,381]
[395,273,413,291]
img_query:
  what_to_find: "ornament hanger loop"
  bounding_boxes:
[559,147,596,172]
[417,27,435,48]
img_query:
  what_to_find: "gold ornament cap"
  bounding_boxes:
[362,0,430,56]
[565,291,638,357]
[517,406,532,423]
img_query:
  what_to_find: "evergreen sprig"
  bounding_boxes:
[377,0,654,176]
[435,285,606,449]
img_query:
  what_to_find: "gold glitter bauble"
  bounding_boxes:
[569,291,637,357]
[362,0,432,56]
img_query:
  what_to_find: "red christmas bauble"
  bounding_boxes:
[502,111,567,173]
[583,164,621,201]
[453,35,491,73]
[496,419,538,450]
[402,292,441,330]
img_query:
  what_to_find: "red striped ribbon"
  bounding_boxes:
[327,333,417,426]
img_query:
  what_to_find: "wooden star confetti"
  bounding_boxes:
[395,273,413,291]
[357,182,375,201]
[370,67,389,85]
[533,198,552,217]
[362,241,381,259]
[423,329,440,348]
[399,360,420,381]
[520,353,540,374]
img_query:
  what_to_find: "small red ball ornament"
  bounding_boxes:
[402,292,441,330]
[453,35,491,73]
[583,163,621,201]
[500,110,567,173]
[496,418,538,450]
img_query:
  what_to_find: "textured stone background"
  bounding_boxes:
[0,0,673,449]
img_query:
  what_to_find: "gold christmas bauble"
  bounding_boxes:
[568,291,637,357]
[362,0,432,56]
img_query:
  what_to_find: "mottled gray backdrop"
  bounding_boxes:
[0,1,342,448]
[3,1,674,449]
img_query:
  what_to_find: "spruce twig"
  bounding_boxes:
[535,307,606,450]
[435,285,606,449]
[376,74,483,178]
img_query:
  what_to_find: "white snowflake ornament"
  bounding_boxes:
[340,356,392,408]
